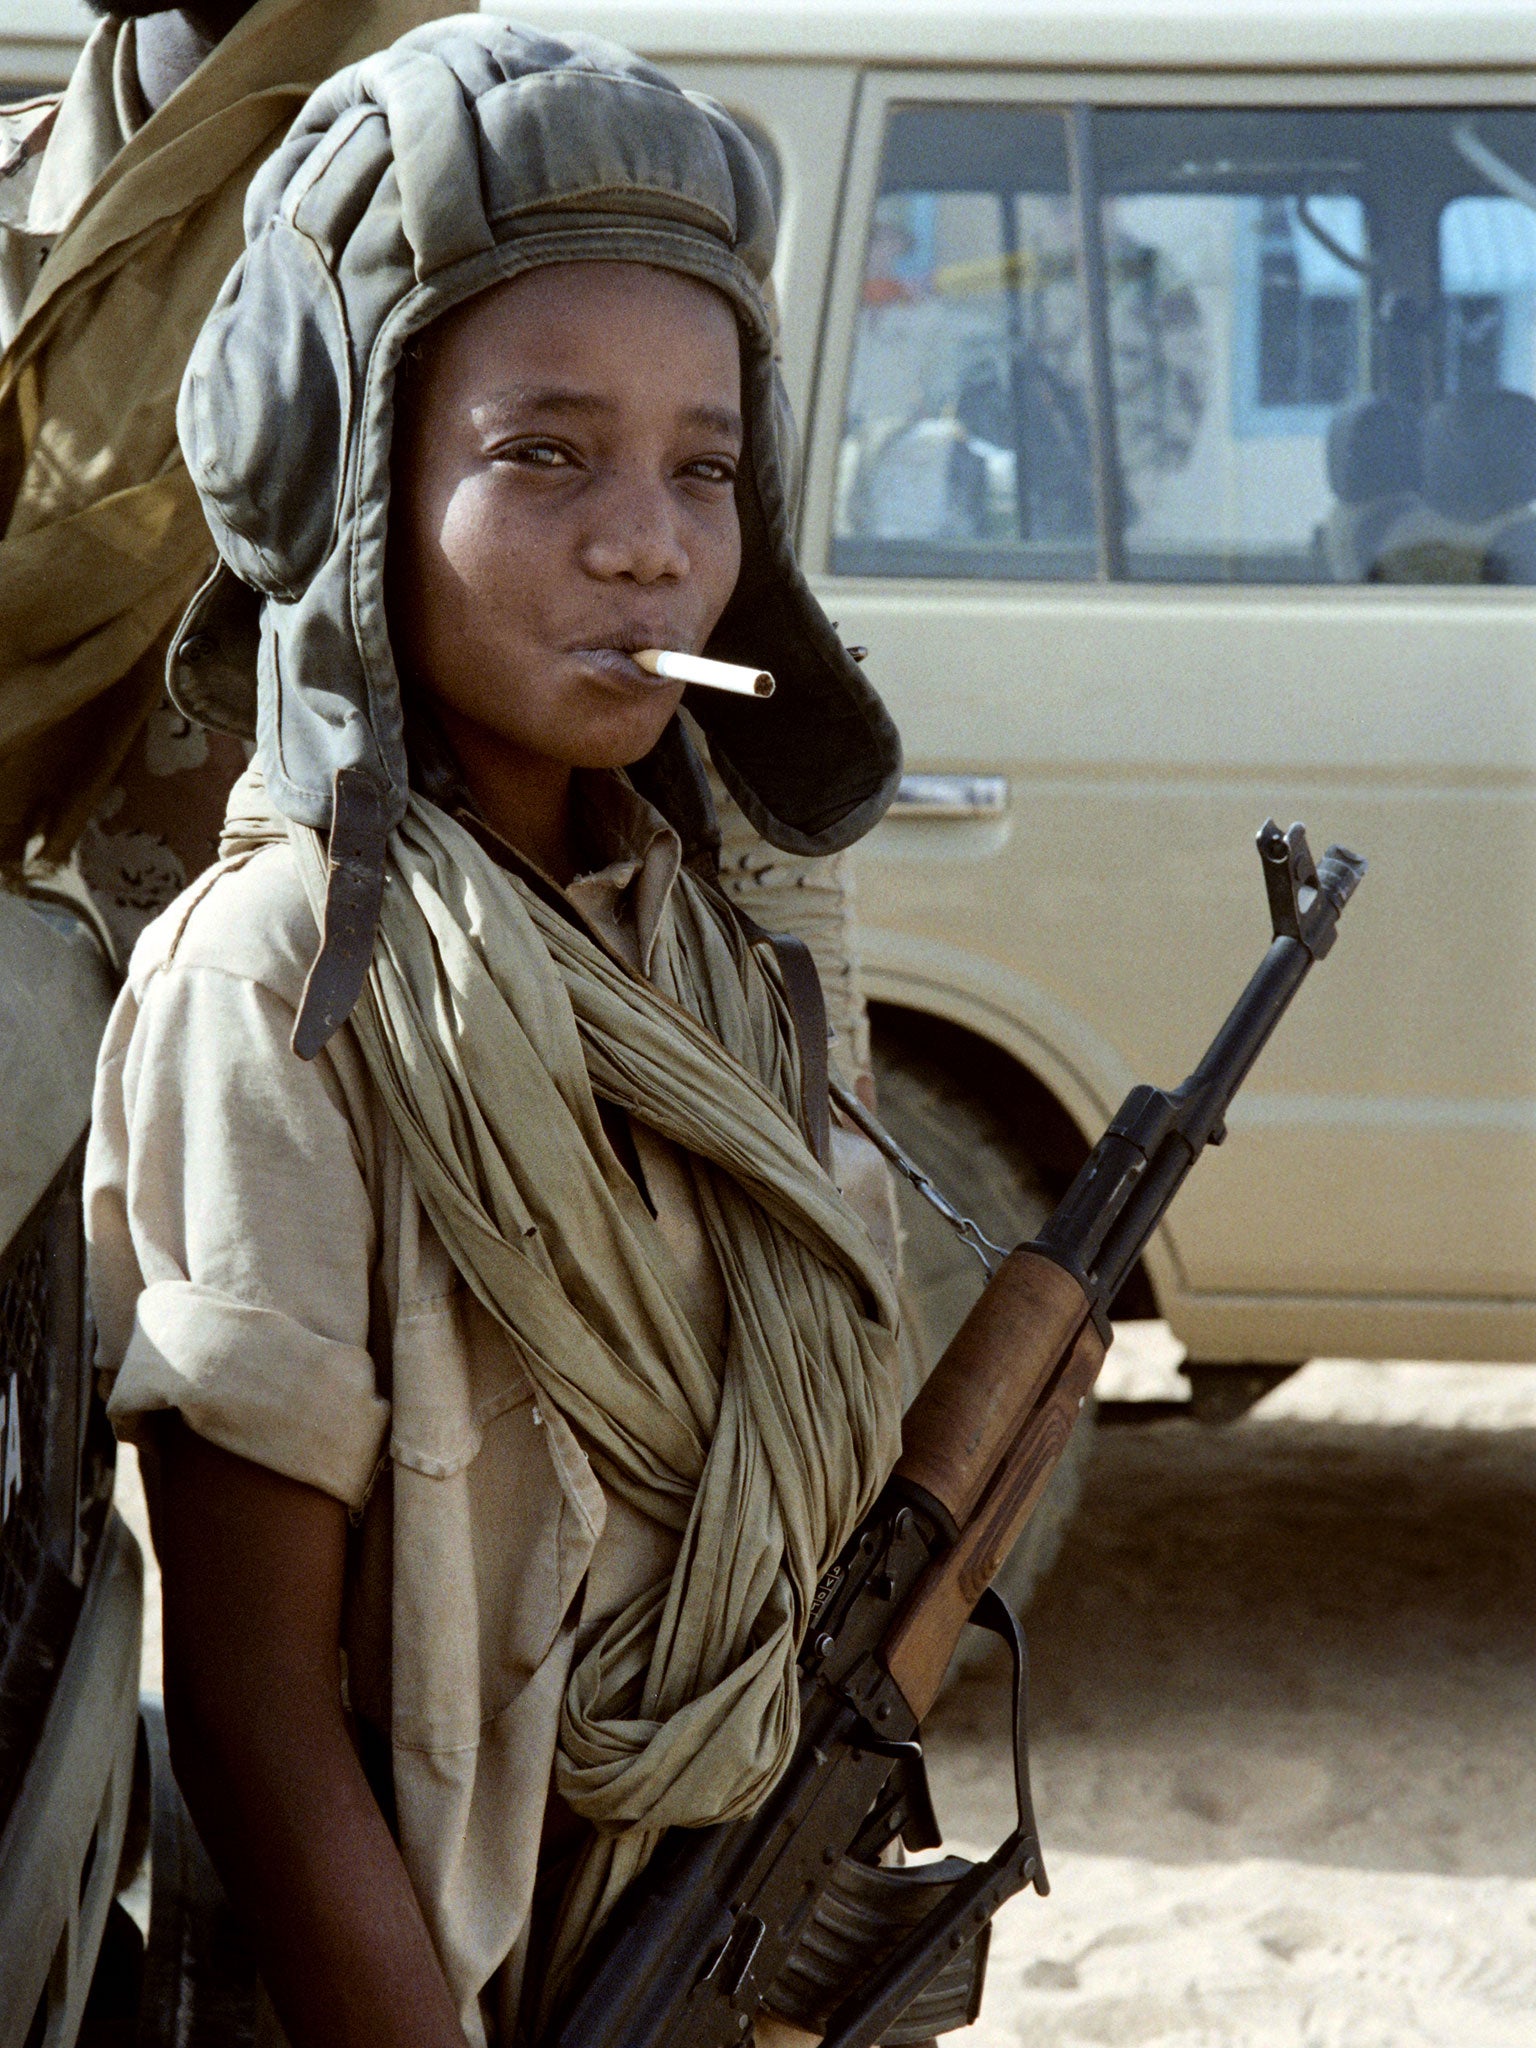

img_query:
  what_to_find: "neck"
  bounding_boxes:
[431,702,579,886]
[134,2,253,113]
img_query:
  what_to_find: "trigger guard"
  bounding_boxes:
[965,1585,1048,1896]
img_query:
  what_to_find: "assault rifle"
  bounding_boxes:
[545,821,1366,2048]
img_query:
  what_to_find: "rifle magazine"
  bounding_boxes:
[768,1588,1045,2048]
[764,1854,990,2045]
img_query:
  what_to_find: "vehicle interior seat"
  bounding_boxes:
[852,414,988,541]
[1372,388,1536,583]
[1318,395,1422,582]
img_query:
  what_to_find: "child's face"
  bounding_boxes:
[390,261,744,774]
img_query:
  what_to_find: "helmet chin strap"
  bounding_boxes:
[292,766,388,1060]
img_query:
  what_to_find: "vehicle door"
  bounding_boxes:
[801,69,1536,1364]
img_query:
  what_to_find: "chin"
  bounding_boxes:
[566,703,681,773]
[573,736,672,774]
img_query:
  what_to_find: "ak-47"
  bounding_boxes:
[545,821,1367,2048]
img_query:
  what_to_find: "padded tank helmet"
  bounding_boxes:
[170,14,901,1052]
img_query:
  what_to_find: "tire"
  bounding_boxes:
[870,1029,1096,1672]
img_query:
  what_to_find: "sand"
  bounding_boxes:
[113,1346,1536,2044]
[920,1348,1536,2047]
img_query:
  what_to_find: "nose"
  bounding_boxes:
[579,466,690,586]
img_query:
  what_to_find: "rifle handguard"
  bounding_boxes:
[893,1249,1093,1527]
[883,1273,1103,1720]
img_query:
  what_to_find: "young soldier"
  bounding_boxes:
[0,1,882,1106]
[0,0,453,952]
[86,20,906,2047]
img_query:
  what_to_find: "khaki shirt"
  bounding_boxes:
[2,15,252,961]
[86,774,886,2045]
[0,20,144,348]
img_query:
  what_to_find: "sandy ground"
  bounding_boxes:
[114,1343,1536,2045]
[921,1346,1536,2047]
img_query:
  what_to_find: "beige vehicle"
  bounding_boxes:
[477,0,1536,1403]
[6,0,1534,1464]
[7,0,1531,1586]
[0,0,89,94]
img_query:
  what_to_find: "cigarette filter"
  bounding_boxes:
[635,649,775,699]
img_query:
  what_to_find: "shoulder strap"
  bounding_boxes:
[698,877,832,1169]
[763,929,832,1173]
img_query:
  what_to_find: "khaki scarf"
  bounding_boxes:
[231,774,903,2003]
[0,0,449,867]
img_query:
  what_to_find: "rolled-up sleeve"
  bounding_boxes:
[86,957,389,1509]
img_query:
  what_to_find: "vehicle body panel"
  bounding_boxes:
[0,0,92,91]
[503,7,1536,1365]
[494,2,1536,74]
[0,1514,141,2048]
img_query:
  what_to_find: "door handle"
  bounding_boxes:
[888,774,1010,819]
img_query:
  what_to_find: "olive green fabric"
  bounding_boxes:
[0,0,453,868]
[230,771,905,2000]
[173,16,900,871]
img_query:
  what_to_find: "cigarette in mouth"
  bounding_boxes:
[635,649,776,699]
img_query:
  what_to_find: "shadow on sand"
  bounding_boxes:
[923,1413,1536,1882]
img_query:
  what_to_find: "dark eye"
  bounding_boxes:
[682,456,738,485]
[490,438,577,471]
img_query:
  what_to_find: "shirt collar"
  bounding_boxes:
[565,773,683,977]
[459,770,683,978]
[27,18,147,239]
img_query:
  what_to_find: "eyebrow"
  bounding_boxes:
[475,387,743,440]
[680,403,745,440]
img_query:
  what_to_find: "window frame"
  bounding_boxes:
[802,63,1536,590]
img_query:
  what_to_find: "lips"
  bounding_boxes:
[570,646,677,691]
[569,617,690,653]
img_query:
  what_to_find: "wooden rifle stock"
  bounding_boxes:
[882,1252,1103,1718]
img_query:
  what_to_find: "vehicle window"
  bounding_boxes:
[834,107,1097,580]
[833,104,1536,586]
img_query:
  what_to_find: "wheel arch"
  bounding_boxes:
[867,992,1161,1321]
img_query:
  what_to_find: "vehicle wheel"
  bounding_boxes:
[870,1029,1096,1674]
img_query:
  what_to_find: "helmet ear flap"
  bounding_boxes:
[770,362,802,521]
[178,221,352,602]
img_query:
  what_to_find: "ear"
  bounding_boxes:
[178,220,352,602]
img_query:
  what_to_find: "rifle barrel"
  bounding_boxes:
[1092,928,1314,1306]
[1039,834,1365,1321]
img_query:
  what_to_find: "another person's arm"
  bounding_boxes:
[149,1418,468,2048]
[706,767,874,1092]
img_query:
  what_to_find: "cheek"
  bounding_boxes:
[393,470,561,734]
[696,500,743,619]
[431,474,546,608]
